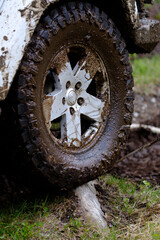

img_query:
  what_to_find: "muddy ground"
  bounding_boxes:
[1,2,160,207]
[111,86,160,186]
[0,84,160,206]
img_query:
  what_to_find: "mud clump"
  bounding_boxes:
[0,94,160,205]
[0,115,160,205]
[111,114,160,185]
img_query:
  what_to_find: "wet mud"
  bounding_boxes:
[110,86,160,186]
[0,107,160,206]
[0,2,160,206]
[111,114,160,186]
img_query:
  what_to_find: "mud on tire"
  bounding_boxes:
[17,2,134,189]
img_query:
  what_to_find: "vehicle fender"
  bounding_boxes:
[0,0,59,100]
[0,0,155,101]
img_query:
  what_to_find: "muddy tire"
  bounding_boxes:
[17,2,134,189]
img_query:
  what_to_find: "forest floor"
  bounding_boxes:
[1,4,160,238]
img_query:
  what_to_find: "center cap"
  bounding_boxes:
[66,88,77,106]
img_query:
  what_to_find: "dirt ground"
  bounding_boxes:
[111,86,160,186]
[1,1,160,203]
[0,83,160,206]
[111,114,160,186]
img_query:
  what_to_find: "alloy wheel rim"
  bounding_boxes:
[43,44,110,148]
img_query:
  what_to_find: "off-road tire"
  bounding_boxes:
[17,2,134,189]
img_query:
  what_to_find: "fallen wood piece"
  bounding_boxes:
[75,124,160,228]
[131,124,160,134]
[110,137,160,171]
[75,180,108,229]
[109,124,160,170]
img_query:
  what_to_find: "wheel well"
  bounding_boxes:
[41,0,134,52]
[16,1,134,188]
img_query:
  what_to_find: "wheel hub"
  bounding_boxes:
[66,88,77,106]
[43,45,110,148]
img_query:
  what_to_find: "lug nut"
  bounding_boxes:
[75,82,82,90]
[77,97,84,106]
[70,107,75,115]
[66,81,71,89]
[62,97,65,105]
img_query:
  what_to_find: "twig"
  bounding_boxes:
[131,124,160,134]
[109,137,160,171]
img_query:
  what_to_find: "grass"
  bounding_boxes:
[145,0,160,19]
[1,175,160,239]
[131,54,160,93]
[1,52,160,239]
[0,198,49,239]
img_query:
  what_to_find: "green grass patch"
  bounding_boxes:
[0,199,47,239]
[1,53,160,238]
[1,175,160,239]
[101,175,160,214]
[131,54,160,92]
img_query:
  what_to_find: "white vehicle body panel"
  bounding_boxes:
[0,0,158,101]
[0,0,58,100]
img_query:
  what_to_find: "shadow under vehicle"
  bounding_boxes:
[0,0,159,189]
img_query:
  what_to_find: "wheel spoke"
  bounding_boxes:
[80,92,104,122]
[61,109,81,147]
[43,96,53,130]
[74,52,101,90]
[52,71,61,90]
[44,90,67,122]
[43,46,109,148]
[54,49,75,89]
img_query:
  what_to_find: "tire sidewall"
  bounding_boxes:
[18,4,133,188]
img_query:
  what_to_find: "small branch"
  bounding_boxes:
[75,181,108,229]
[109,124,160,170]
[131,124,160,134]
[109,136,160,171]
